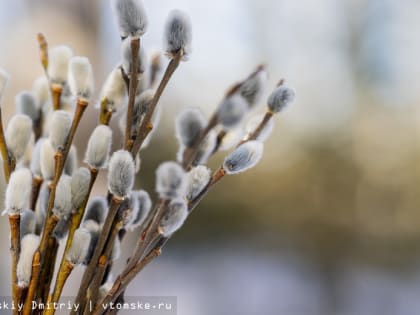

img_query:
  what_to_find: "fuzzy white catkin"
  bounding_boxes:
[175,108,206,148]
[40,139,56,180]
[48,45,74,84]
[159,198,188,237]
[217,94,248,130]
[82,219,100,264]
[156,162,188,199]
[20,210,36,238]
[245,114,274,142]
[16,91,40,121]
[108,150,135,198]
[111,238,121,261]
[66,228,91,265]
[68,56,94,99]
[5,114,33,160]
[192,130,217,166]
[164,10,192,58]
[223,141,264,175]
[84,197,108,224]
[267,85,295,113]
[130,89,153,135]
[30,138,45,177]
[49,110,72,150]
[111,0,148,38]
[35,182,49,232]
[53,216,71,240]
[32,76,50,106]
[186,166,211,201]
[121,37,147,76]
[17,234,40,288]
[141,105,162,149]
[239,68,268,108]
[71,167,91,208]
[5,168,32,214]
[99,68,127,111]
[127,190,151,231]
[85,125,112,169]
[64,145,78,175]
[218,127,245,152]
[53,175,73,219]
[0,68,10,103]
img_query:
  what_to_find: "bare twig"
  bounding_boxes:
[9,214,20,315]
[0,109,11,182]
[124,37,140,150]
[130,50,183,157]
[72,196,123,315]
[92,248,161,315]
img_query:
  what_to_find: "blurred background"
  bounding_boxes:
[1,0,420,314]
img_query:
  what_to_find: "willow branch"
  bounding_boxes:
[72,196,123,315]
[130,50,183,157]
[124,37,140,150]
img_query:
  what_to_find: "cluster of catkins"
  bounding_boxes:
[0,0,295,314]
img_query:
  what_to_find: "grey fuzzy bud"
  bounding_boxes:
[66,228,91,265]
[20,210,36,238]
[30,138,45,177]
[68,56,94,99]
[99,281,114,302]
[16,91,40,121]
[35,182,49,233]
[267,85,295,113]
[53,216,71,240]
[111,238,121,261]
[156,162,188,199]
[108,150,135,198]
[71,167,91,208]
[49,110,72,151]
[218,127,245,152]
[17,234,40,288]
[40,139,55,180]
[131,89,153,135]
[5,168,32,214]
[48,46,74,84]
[6,114,33,160]
[186,166,211,201]
[245,114,274,142]
[119,196,137,227]
[82,219,100,264]
[223,140,264,174]
[111,0,148,38]
[121,37,147,76]
[159,198,188,237]
[85,125,112,169]
[99,68,127,112]
[84,196,108,224]
[141,104,161,149]
[193,130,217,166]
[53,175,73,219]
[164,10,192,58]
[217,95,248,130]
[239,67,268,108]
[0,68,10,103]
[64,145,78,175]
[127,190,151,231]
[32,76,50,106]
[175,108,206,147]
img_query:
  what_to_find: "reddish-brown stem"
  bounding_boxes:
[130,50,183,157]
[124,37,140,149]
[9,214,20,315]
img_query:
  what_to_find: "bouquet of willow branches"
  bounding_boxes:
[0,0,295,314]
